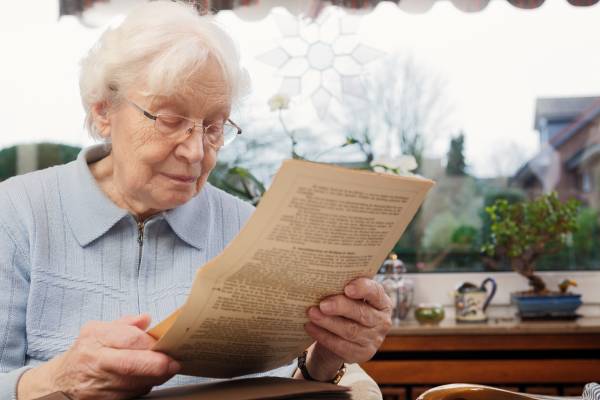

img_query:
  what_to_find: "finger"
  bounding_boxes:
[308,306,379,346]
[319,295,385,328]
[116,314,152,330]
[98,347,180,378]
[344,278,393,311]
[94,322,157,350]
[304,322,375,363]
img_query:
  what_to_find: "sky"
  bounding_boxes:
[1,0,600,177]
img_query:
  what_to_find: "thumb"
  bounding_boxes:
[116,313,152,330]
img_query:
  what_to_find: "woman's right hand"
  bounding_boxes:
[17,314,180,400]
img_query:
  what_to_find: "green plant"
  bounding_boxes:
[0,146,16,181]
[481,192,579,293]
[480,189,525,249]
[208,162,265,205]
[451,225,480,249]
[446,132,467,176]
[37,143,81,169]
[0,143,81,182]
[572,207,600,266]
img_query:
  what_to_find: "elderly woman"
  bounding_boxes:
[0,2,392,399]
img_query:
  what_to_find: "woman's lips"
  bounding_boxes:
[163,173,197,183]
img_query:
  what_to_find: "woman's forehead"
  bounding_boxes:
[137,55,232,115]
[146,91,231,117]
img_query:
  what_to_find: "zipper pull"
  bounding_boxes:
[137,221,144,245]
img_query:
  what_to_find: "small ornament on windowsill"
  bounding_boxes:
[558,279,577,294]
[377,253,414,323]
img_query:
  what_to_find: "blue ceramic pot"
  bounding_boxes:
[511,293,582,318]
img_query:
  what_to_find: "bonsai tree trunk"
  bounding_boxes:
[512,257,547,293]
[523,271,547,293]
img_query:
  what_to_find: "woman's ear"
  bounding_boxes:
[91,101,112,139]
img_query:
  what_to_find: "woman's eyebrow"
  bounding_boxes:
[148,95,230,119]
[206,108,230,121]
[148,96,187,113]
[204,101,231,118]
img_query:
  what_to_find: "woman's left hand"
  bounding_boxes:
[303,277,393,381]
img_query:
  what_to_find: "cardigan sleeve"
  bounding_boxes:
[0,223,32,399]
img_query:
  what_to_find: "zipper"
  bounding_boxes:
[136,219,145,313]
[137,220,145,266]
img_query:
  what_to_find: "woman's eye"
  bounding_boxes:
[205,124,223,134]
[157,115,185,129]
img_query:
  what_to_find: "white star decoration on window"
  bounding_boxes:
[258,7,384,119]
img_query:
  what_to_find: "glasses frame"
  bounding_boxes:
[124,99,242,148]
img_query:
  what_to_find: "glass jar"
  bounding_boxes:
[377,253,414,323]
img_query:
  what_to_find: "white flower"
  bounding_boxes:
[268,93,290,111]
[371,155,418,176]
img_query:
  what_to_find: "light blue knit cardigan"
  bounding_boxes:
[0,145,294,399]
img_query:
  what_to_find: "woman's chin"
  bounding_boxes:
[156,192,195,210]
[153,177,207,210]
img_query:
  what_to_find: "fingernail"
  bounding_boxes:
[320,300,334,313]
[168,361,181,375]
[308,307,321,319]
[345,285,356,296]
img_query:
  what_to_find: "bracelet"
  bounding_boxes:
[297,350,347,385]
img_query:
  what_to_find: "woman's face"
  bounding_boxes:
[100,56,231,215]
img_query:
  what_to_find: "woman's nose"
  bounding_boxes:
[174,128,205,164]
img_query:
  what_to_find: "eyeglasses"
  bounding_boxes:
[125,99,242,148]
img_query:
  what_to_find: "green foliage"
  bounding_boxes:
[0,146,16,181]
[0,143,81,182]
[446,132,467,176]
[37,143,81,169]
[342,134,373,162]
[482,192,579,259]
[212,133,373,205]
[481,192,579,292]
[393,213,420,268]
[343,136,359,146]
[422,211,459,252]
[451,225,480,249]
[571,207,600,266]
[208,162,265,205]
[480,189,525,249]
[573,207,598,253]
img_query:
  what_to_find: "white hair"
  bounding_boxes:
[79,0,250,139]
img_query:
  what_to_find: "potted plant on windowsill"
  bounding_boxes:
[481,192,581,318]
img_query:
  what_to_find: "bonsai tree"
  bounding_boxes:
[481,192,579,294]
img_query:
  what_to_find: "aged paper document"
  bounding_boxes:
[149,159,434,378]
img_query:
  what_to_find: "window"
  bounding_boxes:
[218,1,600,276]
[3,1,600,283]
[582,172,592,193]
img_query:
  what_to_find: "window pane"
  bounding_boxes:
[217,2,600,273]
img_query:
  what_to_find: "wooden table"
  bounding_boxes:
[360,314,600,399]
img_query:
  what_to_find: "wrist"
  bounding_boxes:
[17,359,59,400]
[299,344,345,383]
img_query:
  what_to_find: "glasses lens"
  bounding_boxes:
[155,115,192,136]
[203,124,224,148]
[222,123,239,146]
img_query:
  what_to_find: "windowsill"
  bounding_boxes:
[404,270,600,306]
[390,304,600,335]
